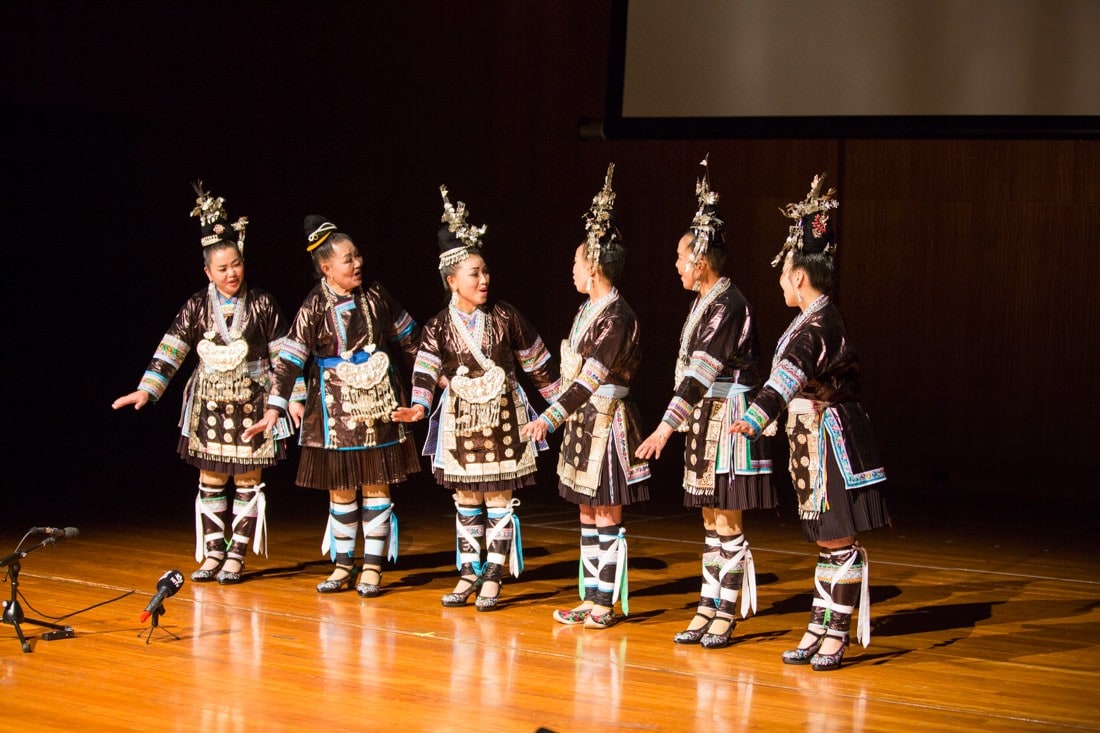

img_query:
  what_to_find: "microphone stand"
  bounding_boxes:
[1,538,76,653]
[139,602,181,645]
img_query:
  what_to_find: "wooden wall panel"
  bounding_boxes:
[841,140,1099,490]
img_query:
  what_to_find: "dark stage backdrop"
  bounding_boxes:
[2,2,1097,529]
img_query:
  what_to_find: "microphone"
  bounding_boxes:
[31,527,80,539]
[140,570,185,623]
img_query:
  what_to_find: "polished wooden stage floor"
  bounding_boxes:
[2,486,1097,732]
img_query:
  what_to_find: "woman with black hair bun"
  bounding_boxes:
[636,158,776,650]
[242,214,421,598]
[731,174,890,671]
[522,164,651,630]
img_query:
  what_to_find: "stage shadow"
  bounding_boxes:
[762,585,903,618]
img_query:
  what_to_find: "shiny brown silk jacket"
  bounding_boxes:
[269,281,419,451]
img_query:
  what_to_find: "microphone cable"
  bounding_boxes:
[3,528,136,623]
[10,586,137,623]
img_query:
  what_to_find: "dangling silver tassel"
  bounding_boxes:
[454,396,502,437]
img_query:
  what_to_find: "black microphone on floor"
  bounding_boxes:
[31,527,80,539]
[140,570,185,623]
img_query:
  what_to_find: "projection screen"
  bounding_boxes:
[604,0,1100,138]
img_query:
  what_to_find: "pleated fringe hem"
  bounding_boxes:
[682,472,779,511]
[801,484,890,542]
[800,446,890,542]
[296,439,422,490]
[557,456,650,507]
[432,468,536,494]
[177,435,284,475]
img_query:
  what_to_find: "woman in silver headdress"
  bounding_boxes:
[636,159,776,649]
[522,164,651,629]
[242,215,421,597]
[392,187,559,611]
[113,182,298,585]
[730,174,889,671]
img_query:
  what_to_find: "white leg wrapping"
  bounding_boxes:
[485,498,523,578]
[718,536,757,618]
[231,483,267,558]
[454,499,484,571]
[321,500,359,561]
[194,484,227,562]
[812,544,871,647]
[581,536,600,601]
[361,501,397,563]
[608,528,629,614]
[701,535,722,607]
[857,545,871,647]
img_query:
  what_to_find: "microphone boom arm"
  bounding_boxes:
[1,538,75,652]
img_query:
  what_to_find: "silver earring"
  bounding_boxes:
[449,291,459,306]
[585,275,593,293]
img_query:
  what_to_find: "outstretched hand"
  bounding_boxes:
[520,417,550,443]
[391,405,426,423]
[636,422,673,459]
[112,390,150,411]
[729,419,756,437]
[241,408,281,441]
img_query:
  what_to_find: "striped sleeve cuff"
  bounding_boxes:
[411,386,434,411]
[138,372,168,401]
[764,359,805,403]
[541,403,570,432]
[576,358,608,394]
[538,378,562,402]
[412,351,441,385]
[290,377,307,403]
[268,337,285,364]
[153,334,189,370]
[661,395,692,430]
[742,404,769,437]
[517,336,552,373]
[277,339,309,369]
[392,310,416,341]
[683,350,721,392]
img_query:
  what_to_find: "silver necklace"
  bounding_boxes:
[206,282,246,343]
[677,277,729,361]
[322,278,375,356]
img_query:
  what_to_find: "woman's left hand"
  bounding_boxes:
[392,405,426,423]
[242,409,280,441]
[636,423,673,459]
[520,417,550,443]
[729,419,756,437]
[288,401,305,428]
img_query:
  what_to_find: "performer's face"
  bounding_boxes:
[675,233,697,291]
[204,246,244,298]
[573,243,593,294]
[321,238,364,294]
[447,254,490,311]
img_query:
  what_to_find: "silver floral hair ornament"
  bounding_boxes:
[772,173,838,268]
[190,180,247,254]
[583,162,618,270]
[688,154,723,266]
[438,185,487,270]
